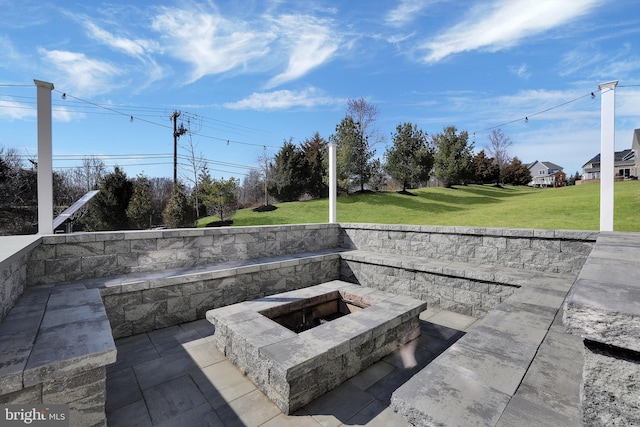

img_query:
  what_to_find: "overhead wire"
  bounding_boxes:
[474,88,603,134]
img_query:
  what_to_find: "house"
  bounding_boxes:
[528,161,563,187]
[582,128,640,180]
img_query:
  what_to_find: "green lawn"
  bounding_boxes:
[198,181,640,231]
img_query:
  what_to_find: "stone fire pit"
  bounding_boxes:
[206,280,426,414]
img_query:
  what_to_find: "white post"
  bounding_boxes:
[34,79,55,235]
[328,143,337,223]
[599,80,618,232]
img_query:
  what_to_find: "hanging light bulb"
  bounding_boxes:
[61,93,66,100]
[130,116,134,122]
[524,117,529,123]
[591,92,596,99]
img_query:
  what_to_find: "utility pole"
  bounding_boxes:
[171,111,187,185]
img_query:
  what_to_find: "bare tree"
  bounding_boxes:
[240,168,264,207]
[76,156,106,192]
[180,130,207,218]
[486,129,513,184]
[257,146,273,206]
[346,98,384,147]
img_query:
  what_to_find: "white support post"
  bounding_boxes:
[599,80,618,232]
[328,143,337,223]
[34,79,55,235]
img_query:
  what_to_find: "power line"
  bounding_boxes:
[474,89,600,134]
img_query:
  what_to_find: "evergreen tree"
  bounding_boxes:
[85,166,133,231]
[330,116,375,193]
[301,132,328,198]
[432,126,474,187]
[473,150,500,184]
[385,122,433,191]
[268,139,308,202]
[162,182,194,228]
[126,174,153,229]
[203,177,239,221]
[502,157,532,185]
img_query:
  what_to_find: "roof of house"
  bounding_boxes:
[528,160,563,171]
[582,149,635,167]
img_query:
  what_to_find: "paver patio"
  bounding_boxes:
[105,308,474,427]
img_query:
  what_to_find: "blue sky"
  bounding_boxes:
[1,0,639,183]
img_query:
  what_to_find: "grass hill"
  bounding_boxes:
[199,181,640,232]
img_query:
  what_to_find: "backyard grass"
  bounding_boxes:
[197,181,640,231]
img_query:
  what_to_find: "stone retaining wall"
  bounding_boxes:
[340,257,517,317]
[103,255,341,338]
[0,236,40,322]
[340,223,597,274]
[25,224,341,286]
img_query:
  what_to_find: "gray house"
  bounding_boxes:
[528,161,563,187]
[582,128,640,180]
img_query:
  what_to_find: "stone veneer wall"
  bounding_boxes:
[104,256,341,338]
[25,223,341,286]
[339,223,597,274]
[340,259,517,317]
[0,236,40,322]
[0,367,107,427]
[564,232,640,426]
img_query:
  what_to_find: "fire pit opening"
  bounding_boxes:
[259,291,369,333]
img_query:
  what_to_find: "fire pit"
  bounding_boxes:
[206,280,426,414]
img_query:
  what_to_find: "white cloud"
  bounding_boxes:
[0,99,35,120]
[422,0,602,63]
[509,63,531,79]
[84,22,156,57]
[151,5,274,84]
[224,87,338,111]
[38,49,123,96]
[385,0,438,28]
[266,15,340,88]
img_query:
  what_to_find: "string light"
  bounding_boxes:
[475,89,600,134]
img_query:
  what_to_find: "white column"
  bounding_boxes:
[599,80,618,232]
[34,79,55,235]
[328,143,337,223]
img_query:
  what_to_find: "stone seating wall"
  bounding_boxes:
[25,223,341,285]
[340,223,596,274]
[0,223,601,426]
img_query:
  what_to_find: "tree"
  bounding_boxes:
[473,150,500,185]
[239,169,264,207]
[384,122,433,191]
[486,129,513,184]
[301,132,328,198]
[502,157,532,186]
[126,174,154,229]
[268,139,307,202]
[346,97,383,147]
[85,166,133,231]
[162,182,194,228]
[181,132,207,218]
[202,177,239,221]
[330,116,375,192]
[369,158,388,191]
[432,126,474,187]
[257,147,272,206]
[150,177,173,225]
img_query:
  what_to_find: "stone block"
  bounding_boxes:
[56,242,105,259]
[391,359,511,427]
[0,384,41,405]
[104,240,130,255]
[42,367,105,404]
[581,340,640,427]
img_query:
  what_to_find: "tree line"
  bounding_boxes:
[1,98,534,234]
